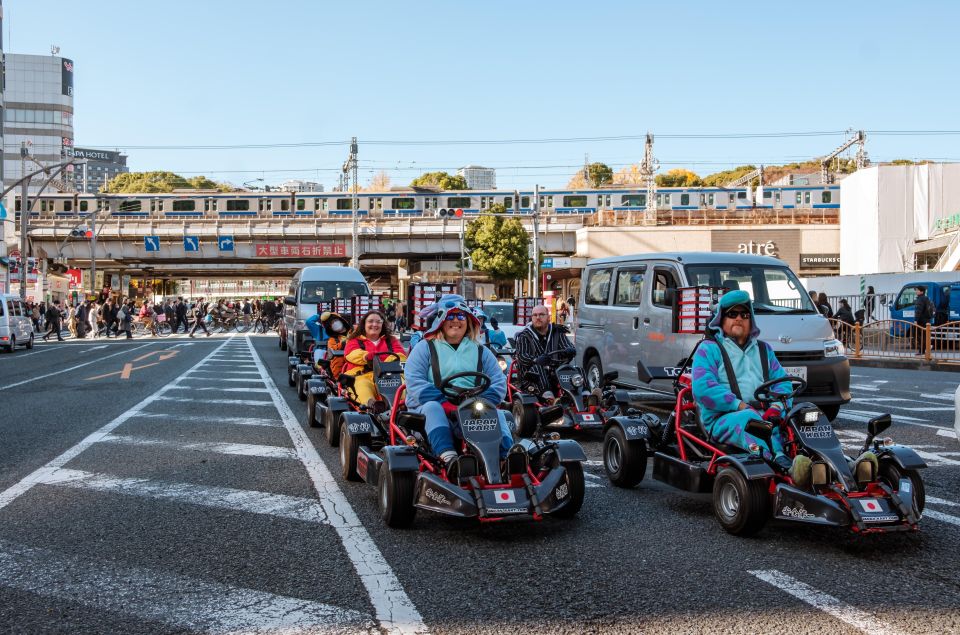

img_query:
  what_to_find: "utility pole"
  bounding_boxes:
[91,193,98,298]
[458,214,466,296]
[0,0,6,293]
[532,184,540,297]
[19,142,29,300]
[583,153,589,188]
[640,132,658,225]
[341,137,360,268]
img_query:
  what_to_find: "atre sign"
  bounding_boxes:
[254,243,346,258]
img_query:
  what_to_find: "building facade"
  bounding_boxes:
[279,179,323,193]
[71,147,128,193]
[457,165,495,190]
[2,54,75,194]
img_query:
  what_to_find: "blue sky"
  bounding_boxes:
[7,0,960,189]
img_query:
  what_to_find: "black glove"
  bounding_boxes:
[535,353,551,365]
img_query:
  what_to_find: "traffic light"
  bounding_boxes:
[435,208,464,219]
[70,226,92,239]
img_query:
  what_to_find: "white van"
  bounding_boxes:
[0,294,36,353]
[575,252,851,420]
[283,266,370,354]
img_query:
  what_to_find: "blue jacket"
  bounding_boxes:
[486,328,508,348]
[404,336,506,409]
[305,314,326,343]
[691,291,791,428]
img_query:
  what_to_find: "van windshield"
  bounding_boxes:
[299,281,369,303]
[684,264,818,314]
[484,303,515,324]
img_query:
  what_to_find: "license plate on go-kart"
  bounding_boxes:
[784,366,807,381]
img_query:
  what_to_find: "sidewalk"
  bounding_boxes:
[849,356,960,373]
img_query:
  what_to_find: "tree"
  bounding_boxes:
[566,162,613,188]
[105,171,232,193]
[702,165,757,187]
[656,168,703,187]
[465,203,529,281]
[366,170,391,191]
[410,171,469,190]
[612,163,644,185]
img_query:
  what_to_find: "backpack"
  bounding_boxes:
[117,307,127,321]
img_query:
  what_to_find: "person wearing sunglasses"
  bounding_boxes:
[404,294,509,468]
[691,289,813,487]
[514,304,574,402]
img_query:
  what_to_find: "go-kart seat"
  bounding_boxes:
[682,397,752,458]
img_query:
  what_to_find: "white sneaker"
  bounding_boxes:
[439,450,458,467]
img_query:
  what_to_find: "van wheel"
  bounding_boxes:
[5,336,14,353]
[280,336,287,351]
[26,334,34,350]
[585,356,603,391]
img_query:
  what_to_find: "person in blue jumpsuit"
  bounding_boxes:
[691,290,812,485]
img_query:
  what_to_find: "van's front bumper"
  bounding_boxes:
[800,356,851,406]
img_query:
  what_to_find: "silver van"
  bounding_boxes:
[283,266,370,354]
[575,252,850,420]
[0,294,36,352]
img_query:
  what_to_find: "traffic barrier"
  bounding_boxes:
[827,318,960,363]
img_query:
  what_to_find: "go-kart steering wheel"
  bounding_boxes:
[543,348,576,365]
[753,375,806,404]
[438,371,492,403]
[372,352,401,361]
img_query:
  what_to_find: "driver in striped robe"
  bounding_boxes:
[514,305,574,401]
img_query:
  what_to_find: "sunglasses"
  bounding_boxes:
[444,312,466,321]
[724,310,751,320]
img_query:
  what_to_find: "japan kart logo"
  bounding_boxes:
[780,504,815,520]
[463,418,498,433]
[555,483,569,500]
[626,424,648,437]
[496,490,516,504]
[378,376,402,389]
[425,488,450,506]
[348,421,370,434]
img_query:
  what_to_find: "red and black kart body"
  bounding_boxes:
[602,358,927,537]
[338,371,588,527]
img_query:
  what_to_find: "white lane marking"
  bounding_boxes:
[154,396,273,406]
[0,342,157,392]
[749,569,904,635]
[99,434,298,460]
[0,540,377,633]
[837,413,947,432]
[186,369,260,376]
[840,408,928,423]
[245,335,429,635]
[920,392,955,401]
[79,345,110,354]
[132,411,283,427]
[0,338,234,511]
[0,346,59,359]
[872,380,888,384]
[834,429,959,465]
[850,384,880,392]
[583,472,604,489]
[168,385,270,393]
[181,376,267,383]
[937,429,958,439]
[928,496,960,507]
[925,510,960,527]
[39,468,326,524]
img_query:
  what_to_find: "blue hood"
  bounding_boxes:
[707,289,761,340]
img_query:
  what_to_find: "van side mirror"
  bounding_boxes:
[283,296,296,306]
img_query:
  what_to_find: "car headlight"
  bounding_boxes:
[294,319,306,331]
[824,339,845,358]
[571,374,584,387]
[498,358,508,371]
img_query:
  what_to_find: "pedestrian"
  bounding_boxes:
[88,299,100,337]
[914,286,935,356]
[139,301,157,336]
[118,301,134,339]
[42,302,64,341]
[175,297,188,333]
[75,302,88,339]
[189,297,211,337]
[816,292,833,318]
[865,286,876,322]
[67,302,78,338]
[30,303,40,333]
[834,299,856,347]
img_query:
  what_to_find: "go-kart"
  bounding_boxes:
[339,371,588,527]
[311,352,405,448]
[508,348,620,438]
[304,347,342,429]
[489,344,513,376]
[288,337,319,401]
[602,356,927,536]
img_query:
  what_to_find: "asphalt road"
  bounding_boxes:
[1,332,959,634]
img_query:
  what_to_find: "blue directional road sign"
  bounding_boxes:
[183,236,200,252]
[144,235,160,252]
[218,236,234,252]
[542,257,554,268]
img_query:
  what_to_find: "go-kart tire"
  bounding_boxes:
[512,400,538,439]
[551,461,585,519]
[879,461,925,515]
[288,367,296,387]
[325,408,341,447]
[585,355,604,392]
[280,336,287,351]
[297,374,307,401]
[26,334,34,350]
[603,426,647,488]
[820,404,841,422]
[306,391,319,428]
[378,467,417,528]
[713,467,770,536]
[340,421,363,481]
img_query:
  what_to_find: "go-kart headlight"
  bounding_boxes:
[803,410,820,423]
[473,401,485,412]
[824,339,845,358]
[571,374,584,387]
[498,358,508,371]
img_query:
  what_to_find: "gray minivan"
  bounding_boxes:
[283,266,370,355]
[575,252,850,420]
[0,294,36,353]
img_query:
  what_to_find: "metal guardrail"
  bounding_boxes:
[829,318,960,363]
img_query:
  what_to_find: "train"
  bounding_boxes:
[11,184,840,221]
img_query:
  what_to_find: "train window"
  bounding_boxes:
[479,197,487,210]
[503,197,512,210]
[64,200,72,212]
[447,197,471,208]
[563,195,587,207]
[775,191,781,203]
[521,196,530,208]
[539,196,545,209]
[266,199,273,211]
[680,194,690,206]
[548,196,554,207]
[204,199,211,212]
[621,194,646,207]
[80,201,88,212]
[796,192,802,204]
[336,198,355,210]
[823,191,832,204]
[392,197,415,210]
[322,198,329,211]
[605,195,612,207]
[258,199,265,212]
[737,191,747,200]
[804,192,811,205]
[119,200,142,212]
[281,199,290,211]
[707,194,715,206]
[173,200,195,212]
[763,190,772,198]
[297,199,305,211]
[226,200,250,211]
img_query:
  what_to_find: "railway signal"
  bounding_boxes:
[435,208,463,219]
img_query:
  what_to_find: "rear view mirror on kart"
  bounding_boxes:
[283,296,297,306]
[603,371,619,384]
[538,404,563,425]
[867,414,892,437]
